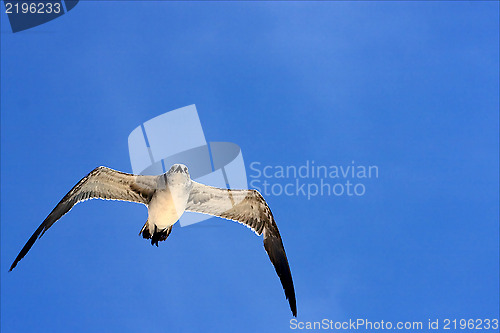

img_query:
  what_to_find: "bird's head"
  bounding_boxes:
[167,164,190,177]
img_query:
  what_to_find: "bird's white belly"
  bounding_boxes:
[148,187,188,229]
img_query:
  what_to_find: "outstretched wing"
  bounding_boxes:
[10,166,157,271]
[186,181,297,316]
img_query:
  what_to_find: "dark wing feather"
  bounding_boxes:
[9,166,157,271]
[186,181,297,316]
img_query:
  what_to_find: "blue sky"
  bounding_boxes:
[1,1,499,332]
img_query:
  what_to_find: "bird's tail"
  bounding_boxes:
[139,221,173,247]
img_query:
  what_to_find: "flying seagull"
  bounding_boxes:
[10,164,297,316]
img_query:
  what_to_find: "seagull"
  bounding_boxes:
[10,164,297,316]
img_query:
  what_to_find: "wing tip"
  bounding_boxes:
[9,254,22,271]
[263,233,297,318]
[288,291,297,316]
[286,281,297,317]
